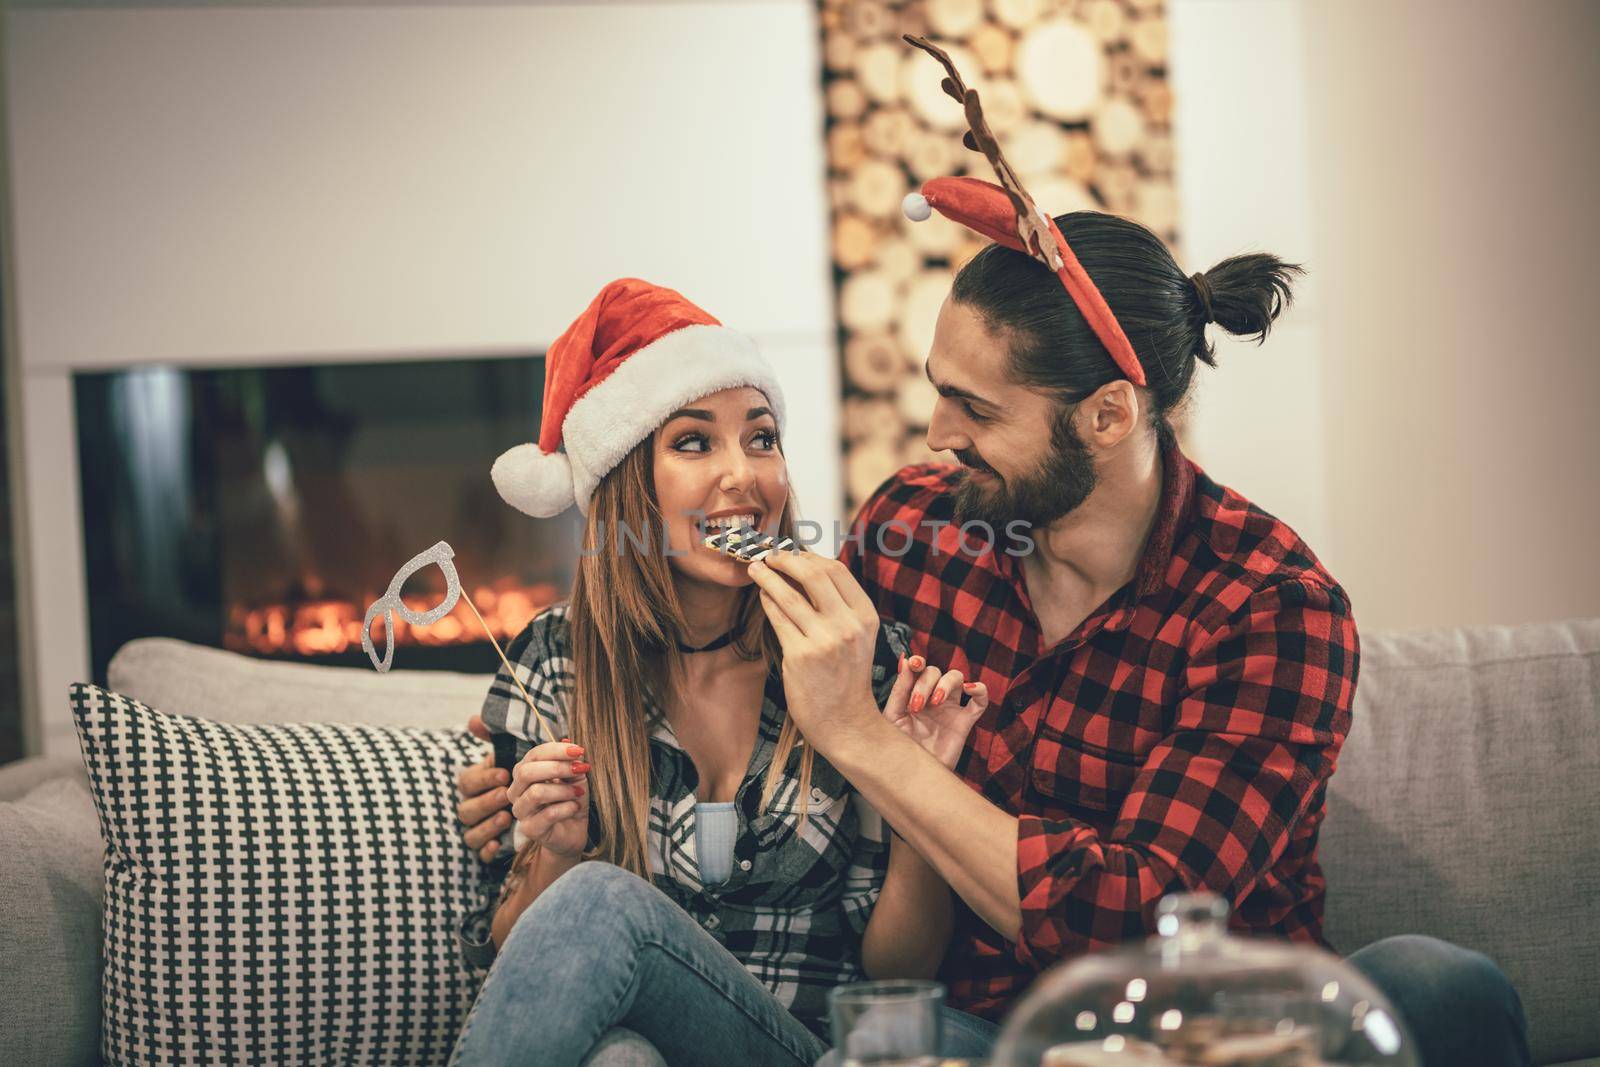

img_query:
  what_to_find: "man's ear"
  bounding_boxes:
[1077,380,1141,448]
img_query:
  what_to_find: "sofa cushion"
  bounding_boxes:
[108,636,491,731]
[0,775,105,1066]
[1320,617,1600,1066]
[71,682,490,1065]
[0,751,88,799]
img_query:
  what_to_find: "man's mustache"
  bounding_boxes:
[954,448,996,475]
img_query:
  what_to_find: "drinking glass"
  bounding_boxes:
[829,979,945,1067]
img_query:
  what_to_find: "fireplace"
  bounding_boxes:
[74,355,580,684]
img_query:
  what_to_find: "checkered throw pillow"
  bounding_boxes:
[70,682,487,1065]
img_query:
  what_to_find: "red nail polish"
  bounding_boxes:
[910,693,924,713]
[898,654,905,672]
[934,689,947,704]
[910,656,925,671]
[560,737,571,743]
[572,784,585,797]
[962,683,978,692]
[566,745,584,757]
[572,762,591,774]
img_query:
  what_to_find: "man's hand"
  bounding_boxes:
[754,556,1024,941]
[457,714,513,862]
[747,552,883,749]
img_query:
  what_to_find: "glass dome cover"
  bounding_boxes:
[990,893,1417,1067]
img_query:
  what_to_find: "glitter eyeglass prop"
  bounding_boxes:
[361,540,549,732]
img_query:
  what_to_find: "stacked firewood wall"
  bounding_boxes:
[818,0,1178,512]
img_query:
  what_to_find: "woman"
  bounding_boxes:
[451,279,985,1067]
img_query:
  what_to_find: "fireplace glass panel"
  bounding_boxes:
[75,355,579,684]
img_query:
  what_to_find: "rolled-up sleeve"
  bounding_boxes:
[839,793,890,938]
[836,622,905,941]
[1013,578,1356,969]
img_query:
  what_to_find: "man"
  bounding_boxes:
[458,207,1529,1065]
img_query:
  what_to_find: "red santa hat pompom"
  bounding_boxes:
[492,278,785,517]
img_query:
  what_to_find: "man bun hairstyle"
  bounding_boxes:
[950,211,1304,436]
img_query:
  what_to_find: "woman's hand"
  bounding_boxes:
[883,655,988,770]
[508,738,591,859]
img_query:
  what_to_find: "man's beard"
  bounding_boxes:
[952,410,1098,530]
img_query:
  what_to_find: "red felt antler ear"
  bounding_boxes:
[901,35,1146,387]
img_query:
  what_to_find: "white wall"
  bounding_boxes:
[1173,0,1600,633]
[1169,0,1329,555]
[3,3,839,755]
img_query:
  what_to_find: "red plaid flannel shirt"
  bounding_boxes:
[840,440,1357,1021]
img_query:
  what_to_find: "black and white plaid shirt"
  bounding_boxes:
[477,603,909,1035]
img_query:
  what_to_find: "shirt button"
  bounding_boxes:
[811,787,825,803]
[703,914,720,930]
[739,859,752,872]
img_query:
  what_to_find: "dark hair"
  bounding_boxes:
[949,211,1303,435]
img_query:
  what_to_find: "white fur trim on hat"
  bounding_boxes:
[563,324,785,513]
[491,442,577,518]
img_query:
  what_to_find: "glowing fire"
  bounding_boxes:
[225,579,562,659]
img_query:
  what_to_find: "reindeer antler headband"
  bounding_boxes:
[900,35,1146,387]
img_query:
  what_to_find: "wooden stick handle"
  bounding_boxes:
[460,595,551,736]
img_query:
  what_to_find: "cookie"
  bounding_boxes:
[703,524,797,562]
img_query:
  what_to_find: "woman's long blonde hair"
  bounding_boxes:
[552,438,810,878]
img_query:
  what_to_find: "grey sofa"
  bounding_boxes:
[2,619,1596,1065]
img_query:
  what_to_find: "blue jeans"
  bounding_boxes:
[450,862,827,1067]
[1347,935,1530,1067]
[450,861,999,1067]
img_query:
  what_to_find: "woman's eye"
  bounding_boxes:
[751,429,779,450]
[672,433,710,453]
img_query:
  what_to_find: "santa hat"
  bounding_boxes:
[492,278,785,517]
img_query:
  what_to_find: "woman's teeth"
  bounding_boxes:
[702,514,759,532]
